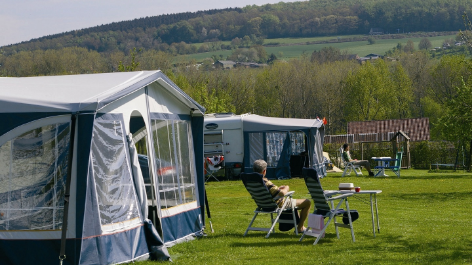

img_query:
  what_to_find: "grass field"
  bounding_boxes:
[137,169,472,264]
[180,34,456,62]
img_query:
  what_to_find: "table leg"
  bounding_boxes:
[370,194,376,237]
[375,194,380,233]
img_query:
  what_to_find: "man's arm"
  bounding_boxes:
[277,185,290,196]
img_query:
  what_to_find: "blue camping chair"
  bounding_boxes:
[390,152,403,177]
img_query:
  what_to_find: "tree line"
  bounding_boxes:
[1,43,469,139]
[1,38,472,167]
[3,0,472,56]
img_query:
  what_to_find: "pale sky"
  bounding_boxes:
[0,0,303,47]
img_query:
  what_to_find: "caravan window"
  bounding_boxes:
[91,120,141,229]
[152,119,196,209]
[0,122,70,230]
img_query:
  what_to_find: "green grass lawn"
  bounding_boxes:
[179,34,456,62]
[138,169,472,264]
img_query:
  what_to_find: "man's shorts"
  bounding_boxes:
[282,197,297,209]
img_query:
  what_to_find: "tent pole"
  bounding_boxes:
[59,114,77,265]
[204,188,214,233]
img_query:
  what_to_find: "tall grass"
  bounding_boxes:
[138,169,472,264]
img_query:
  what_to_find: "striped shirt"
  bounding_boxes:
[262,177,285,207]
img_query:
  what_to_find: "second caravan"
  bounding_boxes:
[204,113,326,180]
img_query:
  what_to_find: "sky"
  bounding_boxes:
[0,0,303,47]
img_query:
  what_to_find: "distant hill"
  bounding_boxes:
[1,0,472,56]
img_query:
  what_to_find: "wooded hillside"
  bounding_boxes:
[2,0,472,56]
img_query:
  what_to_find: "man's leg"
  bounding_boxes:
[295,198,311,232]
[354,160,373,174]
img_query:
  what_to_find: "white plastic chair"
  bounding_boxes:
[340,147,363,177]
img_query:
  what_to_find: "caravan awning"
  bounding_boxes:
[243,115,323,132]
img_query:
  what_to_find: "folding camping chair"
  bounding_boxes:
[390,151,403,177]
[340,147,363,177]
[241,172,299,238]
[300,168,356,245]
[205,155,224,182]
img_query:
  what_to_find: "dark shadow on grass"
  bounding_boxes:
[229,232,340,247]
[350,234,472,263]
[397,174,472,180]
[326,174,472,180]
[390,191,472,202]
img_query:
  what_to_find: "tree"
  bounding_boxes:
[368,37,376,45]
[418,38,432,50]
[267,53,277,64]
[459,13,472,47]
[311,46,345,64]
[118,48,141,72]
[344,60,395,121]
[404,40,415,53]
[389,63,413,119]
[438,79,472,170]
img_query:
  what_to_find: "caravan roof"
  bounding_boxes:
[0,71,204,114]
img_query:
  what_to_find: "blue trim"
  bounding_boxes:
[0,112,69,137]
[150,112,191,121]
[0,238,79,265]
[75,113,95,238]
[79,225,149,265]
[161,208,203,244]
[95,113,125,121]
[191,116,204,224]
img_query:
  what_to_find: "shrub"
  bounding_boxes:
[324,141,458,169]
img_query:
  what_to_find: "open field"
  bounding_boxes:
[138,169,472,264]
[181,34,456,62]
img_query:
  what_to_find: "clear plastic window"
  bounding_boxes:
[152,119,196,209]
[248,133,264,166]
[91,120,140,227]
[0,122,70,230]
[175,121,195,204]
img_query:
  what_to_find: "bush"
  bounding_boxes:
[323,141,458,169]
[410,141,456,169]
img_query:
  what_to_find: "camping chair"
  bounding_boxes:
[389,152,403,177]
[241,172,299,238]
[340,147,363,177]
[300,168,356,245]
[205,155,224,182]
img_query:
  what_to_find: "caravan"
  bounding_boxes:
[204,113,325,180]
[0,71,206,264]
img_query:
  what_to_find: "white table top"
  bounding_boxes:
[324,190,382,196]
[371,157,394,160]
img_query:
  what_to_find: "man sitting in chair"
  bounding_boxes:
[253,159,311,233]
[342,143,375,176]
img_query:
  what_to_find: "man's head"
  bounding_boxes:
[253,159,267,176]
[343,143,349,151]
